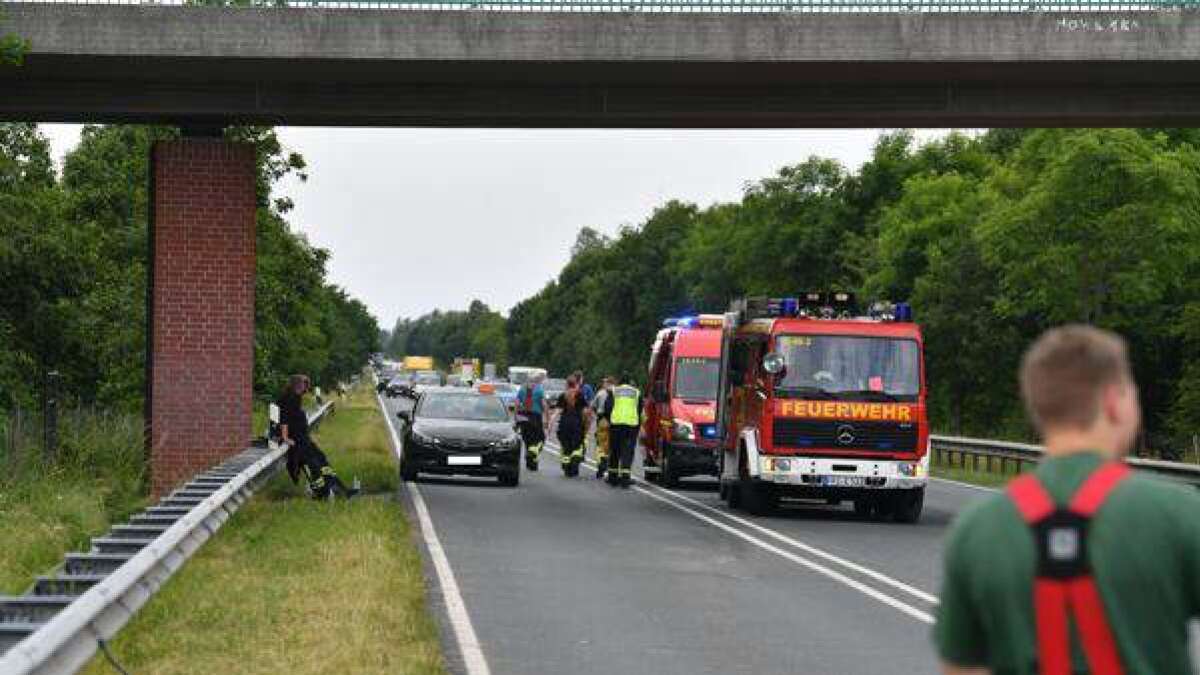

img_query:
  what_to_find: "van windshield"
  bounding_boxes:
[775,335,920,402]
[673,357,720,401]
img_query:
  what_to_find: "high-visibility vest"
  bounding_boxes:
[610,385,640,427]
[1007,462,1130,675]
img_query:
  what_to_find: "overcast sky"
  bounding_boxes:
[39,125,927,330]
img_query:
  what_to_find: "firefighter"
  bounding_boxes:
[515,373,546,471]
[935,325,1200,675]
[554,375,591,477]
[605,374,643,489]
[590,377,614,479]
[277,374,358,500]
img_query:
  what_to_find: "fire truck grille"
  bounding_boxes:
[772,419,918,453]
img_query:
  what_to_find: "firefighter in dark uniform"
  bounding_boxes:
[605,374,643,489]
[277,374,358,500]
[935,325,1200,675]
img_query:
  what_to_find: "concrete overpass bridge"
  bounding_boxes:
[1,0,1197,492]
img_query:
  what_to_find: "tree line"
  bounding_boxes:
[0,123,380,412]
[393,129,1200,448]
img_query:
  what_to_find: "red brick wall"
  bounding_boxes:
[149,139,256,497]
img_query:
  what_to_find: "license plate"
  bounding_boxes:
[825,475,864,488]
[447,455,482,466]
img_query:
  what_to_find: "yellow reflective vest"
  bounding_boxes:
[610,385,641,427]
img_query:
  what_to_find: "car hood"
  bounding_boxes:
[412,418,515,443]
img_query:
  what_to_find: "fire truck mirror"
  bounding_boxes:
[762,352,787,376]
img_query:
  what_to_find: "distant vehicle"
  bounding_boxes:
[446,374,468,388]
[412,372,444,394]
[478,381,518,412]
[542,378,567,405]
[483,362,497,381]
[396,388,521,486]
[403,355,436,372]
[508,366,547,387]
[385,376,412,398]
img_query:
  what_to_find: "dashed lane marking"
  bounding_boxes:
[378,393,492,675]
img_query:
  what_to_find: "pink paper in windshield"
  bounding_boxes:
[868,376,884,392]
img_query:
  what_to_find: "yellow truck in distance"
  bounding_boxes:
[403,356,435,372]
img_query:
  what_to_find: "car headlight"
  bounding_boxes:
[492,435,521,450]
[411,429,439,446]
[671,419,695,441]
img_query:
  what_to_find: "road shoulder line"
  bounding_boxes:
[378,393,492,675]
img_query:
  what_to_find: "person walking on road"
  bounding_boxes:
[935,325,1200,675]
[591,377,614,479]
[276,374,358,500]
[605,374,643,489]
[515,373,547,471]
[554,375,592,477]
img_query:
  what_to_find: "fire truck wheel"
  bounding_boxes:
[891,488,924,524]
[853,498,873,518]
[661,449,680,489]
[739,479,774,516]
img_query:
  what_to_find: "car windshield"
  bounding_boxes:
[418,394,509,422]
[416,375,441,385]
[489,384,517,395]
[775,335,920,401]
[673,357,720,401]
[543,379,566,393]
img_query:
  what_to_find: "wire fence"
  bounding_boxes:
[2,0,1196,12]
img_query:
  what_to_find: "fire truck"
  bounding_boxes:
[641,315,724,487]
[714,293,929,522]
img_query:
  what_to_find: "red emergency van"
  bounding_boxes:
[642,315,724,487]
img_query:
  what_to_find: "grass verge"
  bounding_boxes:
[81,384,445,675]
[931,459,1030,488]
[0,412,146,594]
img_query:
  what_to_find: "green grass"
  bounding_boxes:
[0,411,147,594]
[931,456,1032,489]
[81,384,445,675]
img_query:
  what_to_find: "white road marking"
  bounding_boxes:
[377,393,492,675]
[543,444,937,621]
[644,480,940,605]
[930,476,1001,493]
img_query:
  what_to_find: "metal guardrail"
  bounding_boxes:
[0,401,334,675]
[931,434,1200,487]
[1,0,1196,12]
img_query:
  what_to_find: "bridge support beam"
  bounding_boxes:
[148,139,256,496]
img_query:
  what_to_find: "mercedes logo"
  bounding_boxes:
[836,425,856,445]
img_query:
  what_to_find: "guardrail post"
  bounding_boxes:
[43,371,60,465]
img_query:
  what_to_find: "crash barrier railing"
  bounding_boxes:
[1,0,1196,12]
[930,434,1200,487]
[0,401,334,675]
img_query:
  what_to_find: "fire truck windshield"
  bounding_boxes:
[774,335,920,401]
[673,357,720,401]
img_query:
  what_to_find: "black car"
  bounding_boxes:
[397,388,521,486]
[385,376,412,398]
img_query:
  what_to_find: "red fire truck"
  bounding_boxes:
[714,293,929,522]
[641,315,724,487]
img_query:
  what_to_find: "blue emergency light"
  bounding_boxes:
[895,302,914,322]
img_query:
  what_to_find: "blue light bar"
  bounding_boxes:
[895,302,914,322]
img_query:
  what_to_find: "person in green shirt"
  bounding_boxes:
[935,325,1200,675]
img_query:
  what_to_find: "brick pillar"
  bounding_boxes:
[148,139,256,497]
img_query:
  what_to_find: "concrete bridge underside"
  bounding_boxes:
[3,4,1200,127]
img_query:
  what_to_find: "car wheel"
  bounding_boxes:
[739,479,774,516]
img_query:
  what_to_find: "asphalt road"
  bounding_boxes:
[380,394,1198,675]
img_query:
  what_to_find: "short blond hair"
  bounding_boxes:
[1020,325,1132,432]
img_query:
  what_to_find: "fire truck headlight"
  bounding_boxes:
[671,419,695,442]
[898,462,920,477]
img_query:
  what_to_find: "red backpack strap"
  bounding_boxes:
[1068,577,1124,675]
[1068,462,1130,516]
[1034,579,1073,675]
[1007,474,1057,524]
